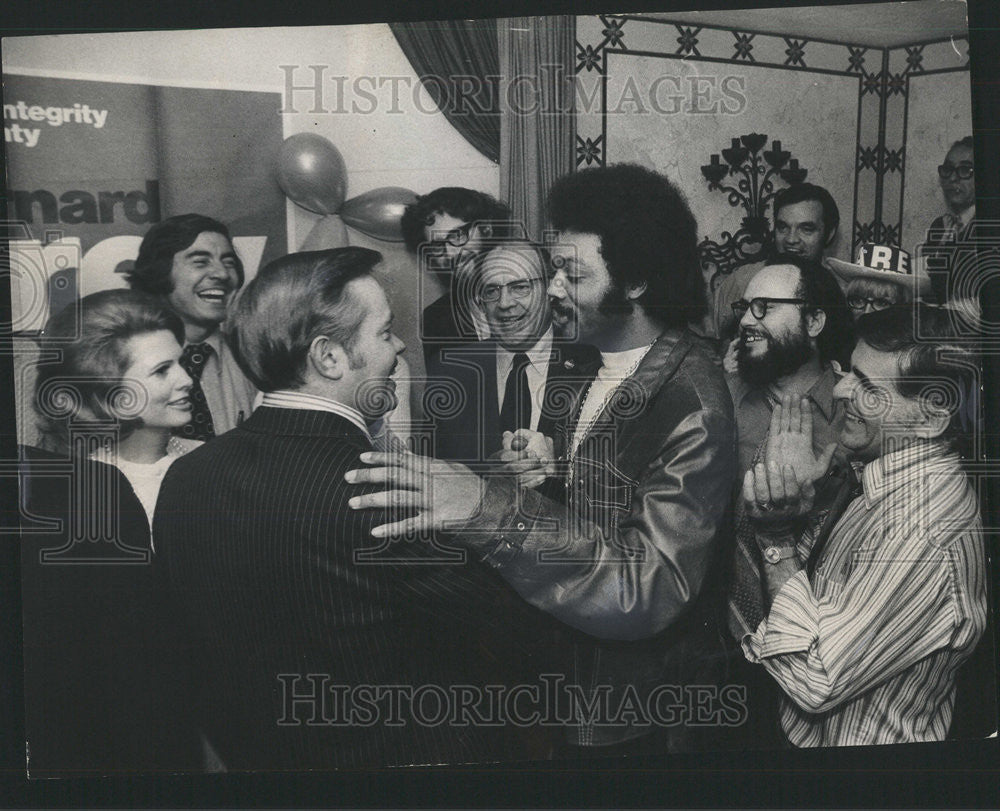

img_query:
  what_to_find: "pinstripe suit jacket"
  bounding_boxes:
[155,406,510,769]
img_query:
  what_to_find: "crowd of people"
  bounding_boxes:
[17,136,992,774]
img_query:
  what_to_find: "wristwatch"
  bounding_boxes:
[762,545,797,565]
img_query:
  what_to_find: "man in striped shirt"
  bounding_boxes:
[740,304,987,746]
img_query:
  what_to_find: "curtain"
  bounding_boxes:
[389,20,501,163]
[498,16,576,241]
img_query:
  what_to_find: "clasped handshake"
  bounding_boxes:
[744,394,838,527]
[344,395,837,539]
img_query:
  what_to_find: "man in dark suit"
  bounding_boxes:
[922,136,977,306]
[154,247,512,770]
[428,239,594,464]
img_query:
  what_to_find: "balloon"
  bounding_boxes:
[299,214,349,251]
[339,187,418,242]
[275,133,347,215]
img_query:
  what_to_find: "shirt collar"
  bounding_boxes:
[950,204,976,229]
[496,327,553,378]
[733,364,838,422]
[860,439,956,508]
[260,390,371,440]
[189,329,224,353]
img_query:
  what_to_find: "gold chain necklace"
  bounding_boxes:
[567,339,656,473]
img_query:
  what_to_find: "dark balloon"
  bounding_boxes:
[339,187,418,242]
[275,134,348,215]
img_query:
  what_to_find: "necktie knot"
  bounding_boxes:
[180,342,213,379]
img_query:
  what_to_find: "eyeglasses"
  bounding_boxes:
[937,163,974,180]
[427,221,476,250]
[479,278,542,303]
[847,295,894,312]
[732,297,807,320]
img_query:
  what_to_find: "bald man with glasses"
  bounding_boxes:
[426,239,594,464]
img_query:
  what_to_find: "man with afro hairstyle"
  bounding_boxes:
[349,165,737,756]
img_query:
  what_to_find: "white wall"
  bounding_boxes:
[3,24,501,382]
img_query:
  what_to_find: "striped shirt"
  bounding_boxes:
[742,439,987,747]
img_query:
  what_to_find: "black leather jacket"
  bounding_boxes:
[460,328,737,746]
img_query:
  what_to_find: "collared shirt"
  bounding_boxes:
[743,440,987,747]
[198,331,258,435]
[495,327,553,433]
[729,364,844,478]
[261,390,372,441]
[944,204,976,232]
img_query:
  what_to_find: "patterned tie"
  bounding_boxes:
[941,212,962,242]
[175,342,216,442]
[806,465,862,579]
[499,352,532,435]
[727,436,769,640]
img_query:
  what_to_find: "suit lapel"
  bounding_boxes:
[541,345,600,459]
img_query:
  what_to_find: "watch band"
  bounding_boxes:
[762,545,797,565]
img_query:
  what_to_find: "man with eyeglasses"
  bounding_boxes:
[401,187,512,371]
[737,305,985,746]
[922,136,976,305]
[712,183,841,343]
[428,239,592,463]
[724,254,856,747]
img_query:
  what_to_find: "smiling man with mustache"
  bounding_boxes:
[712,183,841,343]
[128,214,258,440]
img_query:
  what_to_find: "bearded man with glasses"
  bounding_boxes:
[724,254,856,747]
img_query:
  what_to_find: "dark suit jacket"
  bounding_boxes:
[427,339,598,463]
[154,407,525,770]
[421,290,482,371]
[924,214,976,304]
[19,445,200,776]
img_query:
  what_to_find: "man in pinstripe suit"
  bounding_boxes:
[154,247,523,769]
[740,305,988,746]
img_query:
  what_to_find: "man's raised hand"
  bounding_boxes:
[765,393,837,486]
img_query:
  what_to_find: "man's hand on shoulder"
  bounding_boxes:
[345,452,485,538]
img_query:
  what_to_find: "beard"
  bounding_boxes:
[737,321,814,387]
[597,281,634,319]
